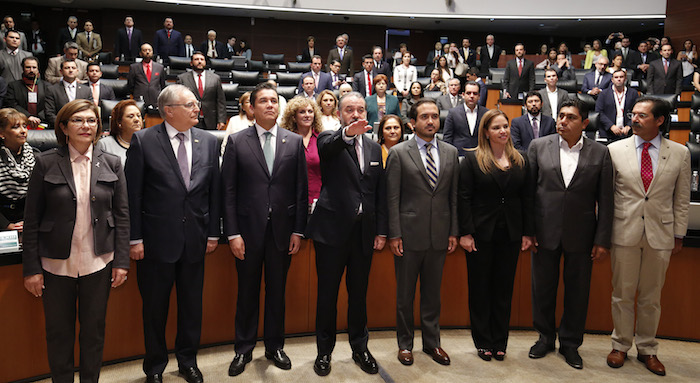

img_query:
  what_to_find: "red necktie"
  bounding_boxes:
[664,60,669,74]
[518,59,523,76]
[198,74,204,116]
[146,64,151,82]
[167,30,171,39]
[641,142,653,192]
[367,72,372,96]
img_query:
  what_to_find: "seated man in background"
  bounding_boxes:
[581,56,611,97]
[45,60,92,126]
[45,42,87,84]
[511,91,556,150]
[538,68,570,120]
[3,56,47,128]
[86,62,115,107]
[297,55,332,94]
[550,53,576,82]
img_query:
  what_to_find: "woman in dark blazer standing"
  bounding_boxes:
[458,109,534,362]
[22,99,130,383]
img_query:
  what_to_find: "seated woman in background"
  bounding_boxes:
[238,40,252,61]
[584,39,608,69]
[316,90,340,131]
[281,97,323,213]
[437,56,454,83]
[222,91,254,156]
[538,44,548,56]
[425,69,447,94]
[401,81,423,129]
[339,83,353,98]
[95,100,142,167]
[0,108,37,231]
[536,48,558,69]
[366,74,401,128]
[607,53,626,74]
[377,114,404,167]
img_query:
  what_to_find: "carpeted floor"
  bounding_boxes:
[35,329,699,382]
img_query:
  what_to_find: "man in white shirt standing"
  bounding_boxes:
[595,69,638,142]
[443,81,488,155]
[538,68,570,120]
[45,60,93,126]
[177,51,226,130]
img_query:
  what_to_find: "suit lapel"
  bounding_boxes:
[155,123,188,189]
[547,136,565,187]
[245,126,271,178]
[407,138,432,187]
[622,138,645,192]
[273,128,289,175]
[569,137,590,187]
[190,128,202,180]
[361,135,371,175]
[648,138,671,193]
[91,147,104,196]
[56,146,77,196]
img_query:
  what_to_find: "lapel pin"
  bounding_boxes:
[95,161,100,167]
[194,139,199,143]
[282,138,286,143]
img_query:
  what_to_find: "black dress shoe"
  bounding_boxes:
[559,347,583,369]
[352,350,379,374]
[313,354,331,376]
[528,341,555,359]
[145,374,163,383]
[178,366,203,383]
[265,349,292,370]
[228,352,253,377]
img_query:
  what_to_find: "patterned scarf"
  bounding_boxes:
[0,143,36,200]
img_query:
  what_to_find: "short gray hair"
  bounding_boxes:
[64,41,79,51]
[68,16,77,22]
[338,91,366,125]
[157,84,194,118]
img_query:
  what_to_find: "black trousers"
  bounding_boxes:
[234,222,291,354]
[531,247,592,350]
[394,248,446,351]
[137,256,205,375]
[314,220,373,355]
[466,237,520,351]
[42,264,112,383]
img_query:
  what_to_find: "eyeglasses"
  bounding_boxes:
[68,117,98,126]
[626,112,649,120]
[167,101,201,110]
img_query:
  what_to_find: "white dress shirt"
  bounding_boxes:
[613,87,627,127]
[63,79,78,101]
[192,70,206,92]
[546,87,558,119]
[559,134,584,188]
[635,133,661,174]
[415,135,440,177]
[464,104,478,135]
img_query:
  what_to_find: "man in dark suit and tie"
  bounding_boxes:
[200,30,226,59]
[581,56,612,96]
[86,63,115,107]
[647,44,682,96]
[628,41,659,81]
[126,84,221,383]
[352,55,378,97]
[503,43,535,100]
[328,59,344,90]
[153,17,184,64]
[183,35,195,58]
[459,38,477,68]
[222,82,308,376]
[177,52,226,130]
[45,60,93,127]
[443,81,488,156]
[296,55,332,94]
[465,68,488,107]
[527,99,613,370]
[595,69,638,142]
[426,41,442,68]
[511,91,556,150]
[387,98,459,367]
[114,16,143,61]
[127,44,165,108]
[4,56,47,128]
[55,16,78,56]
[479,34,502,76]
[612,36,637,71]
[372,46,392,79]
[436,78,463,111]
[327,34,354,76]
[306,92,387,376]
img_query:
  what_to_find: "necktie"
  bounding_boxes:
[187,45,191,57]
[146,64,151,82]
[532,117,539,138]
[211,42,217,58]
[87,32,91,45]
[595,72,601,86]
[518,59,523,76]
[641,142,653,192]
[367,72,372,96]
[127,29,132,50]
[167,30,171,39]
[451,95,456,107]
[664,60,669,74]
[339,48,344,60]
[91,83,99,106]
[623,48,627,59]
[425,143,437,189]
[197,74,204,98]
[355,138,364,173]
[176,133,190,188]
[263,131,274,174]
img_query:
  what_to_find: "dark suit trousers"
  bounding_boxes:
[531,247,592,349]
[234,222,291,354]
[42,264,112,383]
[395,248,446,350]
[137,256,205,375]
[314,219,372,355]
[466,236,520,351]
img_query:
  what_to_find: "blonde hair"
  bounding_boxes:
[474,109,524,173]
[238,92,251,117]
[316,90,338,119]
[281,97,323,134]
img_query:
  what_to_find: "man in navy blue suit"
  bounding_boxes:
[126,84,221,383]
[595,69,638,141]
[296,55,332,94]
[352,55,378,97]
[581,57,612,97]
[152,17,184,63]
[511,91,556,150]
[443,81,489,156]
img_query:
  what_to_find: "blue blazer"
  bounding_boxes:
[152,28,184,62]
[365,94,401,127]
[296,71,333,94]
[511,114,556,150]
[443,104,488,156]
[581,71,612,94]
[595,87,638,140]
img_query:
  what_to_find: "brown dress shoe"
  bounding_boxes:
[607,349,627,368]
[637,354,666,376]
[423,347,450,365]
[398,349,413,365]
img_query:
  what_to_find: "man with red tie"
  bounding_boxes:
[153,17,184,64]
[177,51,226,130]
[502,43,535,99]
[352,55,377,97]
[127,43,165,108]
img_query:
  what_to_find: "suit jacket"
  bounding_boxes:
[153,29,184,62]
[127,61,166,107]
[475,79,488,107]
[0,77,5,108]
[527,134,613,252]
[608,136,690,250]
[114,27,143,60]
[386,138,459,251]
[296,71,333,94]
[299,48,315,63]
[426,50,441,68]
[0,30,28,52]
[613,48,638,71]
[221,125,308,253]
[91,82,116,105]
[436,94,463,111]
[551,63,576,82]
[0,49,32,83]
[595,87,638,140]
[305,127,388,254]
[647,58,683,95]
[511,113,556,150]
[352,69,379,97]
[177,71,226,130]
[443,104,488,156]
[479,44,502,74]
[581,71,612,95]
[503,58,535,97]
[366,94,401,127]
[327,47,354,76]
[628,50,659,80]
[45,56,88,84]
[125,123,221,263]
[4,78,47,119]
[57,27,77,54]
[22,146,130,276]
[45,81,93,126]
[373,59,392,79]
[458,47,477,68]
[27,29,47,56]
[538,87,571,119]
[76,31,102,59]
[200,40,227,59]
[458,149,534,241]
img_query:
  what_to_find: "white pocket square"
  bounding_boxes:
[370,161,380,166]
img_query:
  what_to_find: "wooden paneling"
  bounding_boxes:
[665,0,700,56]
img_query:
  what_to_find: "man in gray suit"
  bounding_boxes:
[327,34,353,76]
[538,68,570,120]
[45,60,93,127]
[527,99,613,370]
[436,78,463,111]
[177,51,226,130]
[387,98,459,367]
[0,16,28,51]
[0,30,31,83]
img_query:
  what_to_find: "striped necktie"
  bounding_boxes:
[425,143,437,189]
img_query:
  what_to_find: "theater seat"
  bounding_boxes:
[263,53,285,71]
[286,62,310,73]
[100,100,146,127]
[27,129,58,152]
[209,58,234,72]
[168,56,191,71]
[98,52,112,65]
[424,90,442,100]
[275,72,303,86]
[644,93,677,110]
[247,60,264,71]
[222,83,240,115]
[277,86,297,101]
[100,64,120,79]
[417,77,430,88]
[558,79,577,93]
[576,93,596,113]
[232,70,261,86]
[100,79,129,100]
[414,65,427,77]
[691,94,700,111]
[689,112,700,143]
[637,79,648,94]
[585,111,600,140]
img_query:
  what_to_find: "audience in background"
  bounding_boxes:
[45,41,87,84]
[96,99,142,166]
[425,69,447,95]
[0,107,36,231]
[366,74,400,128]
[221,91,254,155]
[678,39,696,86]
[114,16,143,61]
[400,81,423,129]
[3,56,47,128]
[584,39,608,69]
